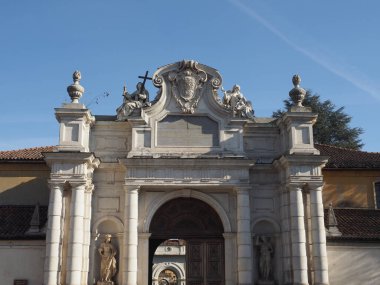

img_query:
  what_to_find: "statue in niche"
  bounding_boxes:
[256,235,274,283]
[116,82,151,120]
[221,84,254,119]
[97,234,117,285]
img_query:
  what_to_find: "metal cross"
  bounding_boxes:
[138,71,152,90]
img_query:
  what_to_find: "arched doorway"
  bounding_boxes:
[149,197,225,285]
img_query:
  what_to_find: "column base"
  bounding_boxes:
[257,280,275,285]
[97,281,114,285]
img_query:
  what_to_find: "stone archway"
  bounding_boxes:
[149,198,225,285]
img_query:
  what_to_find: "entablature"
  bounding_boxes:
[119,157,254,186]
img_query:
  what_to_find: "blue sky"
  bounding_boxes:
[0,0,379,151]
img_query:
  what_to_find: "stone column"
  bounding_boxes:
[235,186,253,285]
[289,185,309,285]
[310,185,329,285]
[122,185,140,285]
[81,184,94,284]
[44,182,64,285]
[66,182,86,285]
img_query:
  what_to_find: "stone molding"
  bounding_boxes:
[142,188,232,233]
[122,185,141,192]
[55,106,95,126]
[44,152,100,185]
[120,158,253,186]
[233,185,251,194]
[91,215,124,234]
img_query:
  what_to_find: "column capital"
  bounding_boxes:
[233,185,251,194]
[123,184,141,193]
[70,180,88,188]
[85,183,95,193]
[48,180,65,188]
[307,182,324,191]
[286,182,305,191]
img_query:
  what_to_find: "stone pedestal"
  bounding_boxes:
[97,281,114,285]
[257,280,275,285]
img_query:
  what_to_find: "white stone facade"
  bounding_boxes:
[42,61,330,285]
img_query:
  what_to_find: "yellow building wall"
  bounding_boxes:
[322,169,380,208]
[0,163,50,205]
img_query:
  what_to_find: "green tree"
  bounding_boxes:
[273,90,363,150]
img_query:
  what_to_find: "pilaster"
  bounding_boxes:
[138,233,152,285]
[279,185,292,284]
[223,233,236,285]
[81,183,94,284]
[235,186,253,285]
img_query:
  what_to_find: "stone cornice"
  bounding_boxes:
[274,154,329,169]
[55,105,95,125]
[43,152,100,167]
[277,111,318,128]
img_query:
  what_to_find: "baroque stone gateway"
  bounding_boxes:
[42,60,330,285]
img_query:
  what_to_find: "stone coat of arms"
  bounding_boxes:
[168,60,207,113]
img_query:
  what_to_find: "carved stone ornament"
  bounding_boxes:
[116,83,151,121]
[221,84,254,119]
[168,60,207,113]
[289,74,306,107]
[67,70,85,103]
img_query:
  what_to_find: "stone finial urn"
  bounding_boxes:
[289,74,306,107]
[67,70,85,103]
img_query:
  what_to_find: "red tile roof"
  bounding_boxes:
[324,208,380,241]
[0,146,54,161]
[315,144,380,169]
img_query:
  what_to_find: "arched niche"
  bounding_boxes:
[252,218,280,235]
[252,218,281,285]
[89,216,123,285]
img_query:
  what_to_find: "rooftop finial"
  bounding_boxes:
[326,202,342,237]
[67,70,85,103]
[289,74,306,107]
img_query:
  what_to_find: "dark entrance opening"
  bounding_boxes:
[149,198,225,285]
